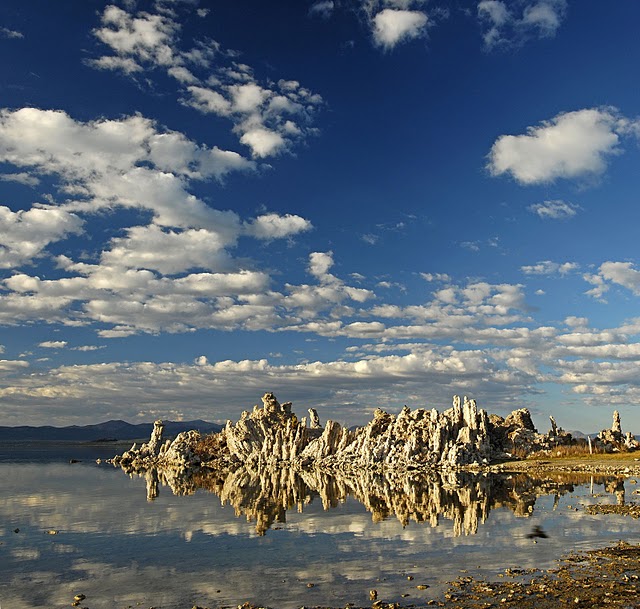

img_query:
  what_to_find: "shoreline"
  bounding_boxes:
[489,454,640,476]
[227,541,640,609]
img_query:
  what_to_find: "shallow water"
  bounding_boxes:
[1,445,639,609]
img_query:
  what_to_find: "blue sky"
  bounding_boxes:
[1,0,640,432]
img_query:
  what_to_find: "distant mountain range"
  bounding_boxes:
[0,419,223,443]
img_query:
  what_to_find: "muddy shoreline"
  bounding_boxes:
[489,454,640,476]
[226,543,640,609]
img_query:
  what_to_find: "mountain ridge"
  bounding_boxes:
[0,419,223,442]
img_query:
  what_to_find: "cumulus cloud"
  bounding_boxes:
[0,27,23,39]
[243,213,312,240]
[0,108,255,228]
[585,262,640,299]
[38,341,68,349]
[420,273,451,283]
[0,360,29,374]
[308,251,337,282]
[528,200,580,219]
[91,5,179,69]
[478,0,567,49]
[100,225,237,275]
[71,345,105,352]
[520,260,578,276]
[0,347,534,426]
[309,0,334,19]
[488,108,633,185]
[0,105,321,337]
[0,172,40,186]
[0,207,83,269]
[372,9,428,49]
[89,3,323,158]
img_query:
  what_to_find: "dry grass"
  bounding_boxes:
[193,432,226,460]
[517,439,636,460]
[527,441,640,461]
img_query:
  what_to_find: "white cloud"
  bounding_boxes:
[564,316,588,329]
[420,273,451,283]
[0,108,255,228]
[528,200,580,219]
[488,108,630,185]
[38,341,68,349]
[244,213,312,240]
[361,233,379,245]
[309,0,334,19]
[583,272,609,301]
[239,128,286,158]
[600,262,640,295]
[308,251,336,283]
[71,345,105,352]
[0,360,29,373]
[460,241,480,252]
[0,172,40,186]
[0,348,529,425]
[585,262,640,299]
[167,65,199,84]
[0,27,23,39]
[89,55,143,74]
[89,3,323,159]
[478,0,567,49]
[522,1,564,35]
[0,207,84,269]
[92,5,178,67]
[520,260,578,276]
[372,9,428,49]
[100,225,240,274]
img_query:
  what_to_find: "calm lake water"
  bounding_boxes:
[1,443,639,609]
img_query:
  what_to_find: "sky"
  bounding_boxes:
[1,0,640,432]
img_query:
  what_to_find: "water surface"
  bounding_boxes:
[1,445,639,609]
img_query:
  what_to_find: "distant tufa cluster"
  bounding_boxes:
[597,410,640,452]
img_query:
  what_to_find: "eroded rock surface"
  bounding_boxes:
[110,392,635,480]
[598,410,640,451]
[111,421,201,473]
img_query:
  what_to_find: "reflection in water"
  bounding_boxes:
[127,463,624,536]
[2,455,639,609]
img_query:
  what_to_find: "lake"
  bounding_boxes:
[1,443,639,609]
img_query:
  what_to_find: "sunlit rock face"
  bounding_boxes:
[111,392,576,474]
[300,395,492,470]
[108,392,632,537]
[112,423,201,472]
[220,392,494,471]
[223,392,320,467]
[598,410,640,451]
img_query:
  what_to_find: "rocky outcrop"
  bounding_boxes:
[110,392,635,480]
[598,410,640,451]
[299,395,492,470]
[207,392,496,471]
[488,410,573,457]
[111,421,202,472]
[222,393,316,468]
